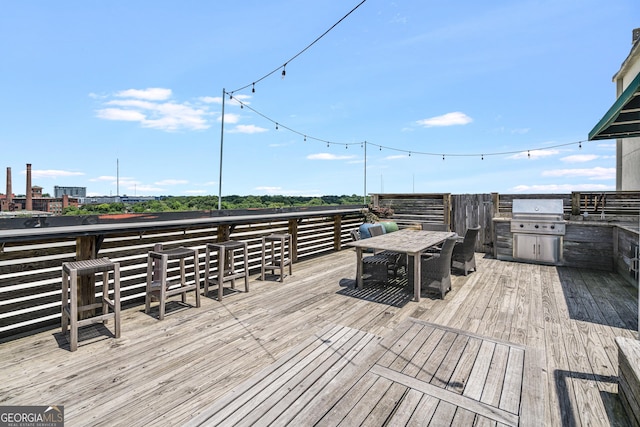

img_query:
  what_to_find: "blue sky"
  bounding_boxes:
[1,1,638,198]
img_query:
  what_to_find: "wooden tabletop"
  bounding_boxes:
[347,229,456,254]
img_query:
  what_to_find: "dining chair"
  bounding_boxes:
[420,236,458,298]
[451,226,480,275]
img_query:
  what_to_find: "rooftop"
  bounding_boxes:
[1,249,637,425]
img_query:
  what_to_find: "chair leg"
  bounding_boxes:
[193,249,201,308]
[69,269,78,352]
[61,269,69,334]
[158,255,168,321]
[113,263,121,339]
[145,256,153,314]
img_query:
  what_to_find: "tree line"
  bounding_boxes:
[63,194,365,215]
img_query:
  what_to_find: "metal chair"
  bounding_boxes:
[451,226,480,275]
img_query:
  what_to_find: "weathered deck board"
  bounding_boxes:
[0,250,637,426]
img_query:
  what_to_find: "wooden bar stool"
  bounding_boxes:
[204,240,249,301]
[61,257,121,352]
[145,246,201,320]
[261,233,292,282]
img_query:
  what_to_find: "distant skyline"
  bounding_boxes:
[2,1,638,197]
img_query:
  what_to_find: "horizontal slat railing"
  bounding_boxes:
[0,208,364,340]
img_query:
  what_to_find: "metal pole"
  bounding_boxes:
[218,88,225,210]
[363,141,367,205]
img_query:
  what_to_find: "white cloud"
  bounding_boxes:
[90,175,118,182]
[385,155,408,160]
[560,154,598,163]
[512,183,614,192]
[96,108,147,122]
[597,142,616,149]
[255,186,281,193]
[116,88,172,101]
[307,153,357,160]
[416,112,472,127]
[228,124,268,134]
[255,186,322,196]
[221,113,240,124]
[507,149,559,160]
[94,88,211,132]
[542,167,615,180]
[128,184,164,193]
[27,169,85,179]
[155,179,188,185]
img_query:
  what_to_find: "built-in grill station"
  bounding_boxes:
[510,199,566,264]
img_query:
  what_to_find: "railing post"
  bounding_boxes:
[75,236,96,319]
[333,215,342,251]
[571,192,581,216]
[217,225,230,242]
[443,194,452,230]
[288,219,298,262]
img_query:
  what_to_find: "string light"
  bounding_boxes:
[225,93,590,160]
[252,83,255,93]
[228,0,368,95]
[282,64,286,79]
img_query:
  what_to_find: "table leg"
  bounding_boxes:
[413,252,421,302]
[356,248,363,289]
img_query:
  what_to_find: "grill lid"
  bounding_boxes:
[512,199,563,216]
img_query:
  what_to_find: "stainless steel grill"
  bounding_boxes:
[511,199,566,264]
[510,199,566,235]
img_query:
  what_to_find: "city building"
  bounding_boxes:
[54,186,86,198]
[589,28,640,189]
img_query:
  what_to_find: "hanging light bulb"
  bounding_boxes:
[304,135,307,142]
[379,146,382,151]
[327,142,330,148]
[409,152,411,157]
[229,94,233,100]
[345,144,348,149]
[442,154,445,161]
[282,64,286,79]
[360,142,363,148]
[252,83,255,93]
[481,154,484,160]
[240,104,243,109]
[579,141,582,149]
[527,150,530,158]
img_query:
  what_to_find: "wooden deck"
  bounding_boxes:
[1,250,638,426]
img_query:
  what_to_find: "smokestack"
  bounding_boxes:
[6,167,12,205]
[26,163,32,211]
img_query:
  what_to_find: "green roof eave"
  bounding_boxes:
[589,71,640,140]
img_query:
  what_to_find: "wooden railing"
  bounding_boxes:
[0,206,365,340]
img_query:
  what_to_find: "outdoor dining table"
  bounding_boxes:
[347,228,456,302]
